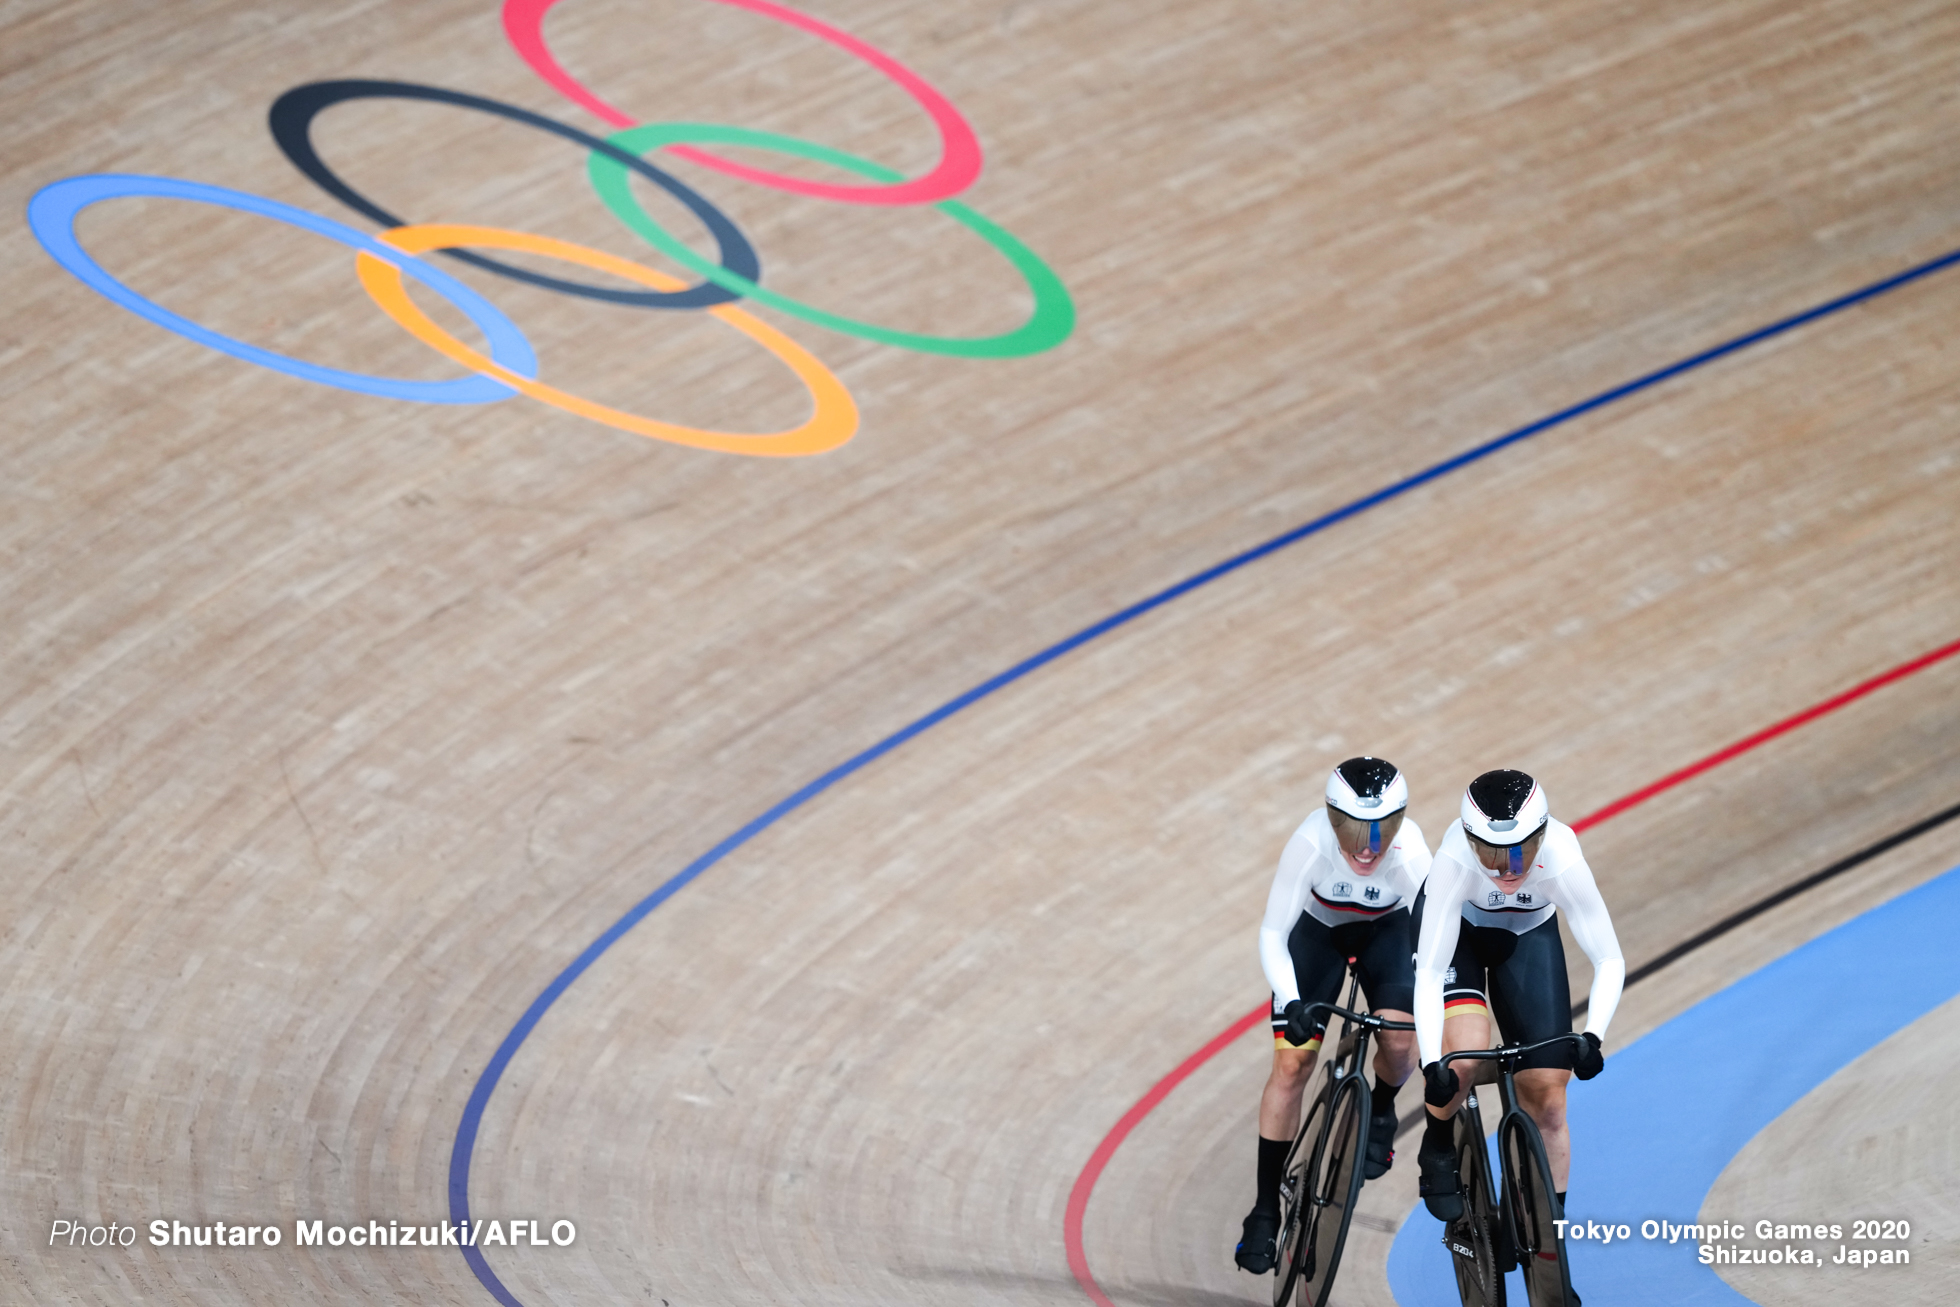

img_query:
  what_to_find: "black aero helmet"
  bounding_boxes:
[1325,757,1408,860]
[1461,769,1550,875]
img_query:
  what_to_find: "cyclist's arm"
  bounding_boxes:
[1413,858,1471,1064]
[1395,816,1434,903]
[1549,858,1626,1039]
[1258,823,1318,1006]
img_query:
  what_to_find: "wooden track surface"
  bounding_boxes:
[4,0,1957,1303]
[1707,991,1959,1306]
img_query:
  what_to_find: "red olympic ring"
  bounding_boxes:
[502,0,982,206]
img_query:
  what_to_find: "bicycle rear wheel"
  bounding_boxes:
[1500,1112,1573,1307]
[1293,1077,1366,1307]
[1272,1083,1332,1307]
[1445,1098,1505,1307]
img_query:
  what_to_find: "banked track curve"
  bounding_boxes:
[447,243,1960,1305]
[1063,636,1960,1307]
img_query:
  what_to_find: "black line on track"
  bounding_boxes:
[1573,797,1960,1015]
[1395,798,1960,1138]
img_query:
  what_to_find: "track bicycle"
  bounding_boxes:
[1436,1033,1587,1307]
[1271,963,1416,1307]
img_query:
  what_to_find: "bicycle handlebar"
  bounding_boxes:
[1439,1032,1586,1069]
[1295,1000,1416,1032]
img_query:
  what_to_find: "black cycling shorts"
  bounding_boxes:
[1413,888,1573,1071]
[1268,907,1416,1051]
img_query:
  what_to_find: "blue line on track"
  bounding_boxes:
[449,245,1960,1305]
[1387,863,1960,1305]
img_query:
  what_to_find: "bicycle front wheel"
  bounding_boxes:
[1272,1081,1332,1307]
[1500,1112,1573,1307]
[1445,1099,1505,1307]
[1294,1077,1366,1307]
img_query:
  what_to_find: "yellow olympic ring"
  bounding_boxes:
[356,224,858,457]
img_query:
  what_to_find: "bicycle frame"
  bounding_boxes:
[1442,1086,1507,1307]
[1297,965,1419,1135]
[1272,963,1416,1307]
[1441,1033,1586,1307]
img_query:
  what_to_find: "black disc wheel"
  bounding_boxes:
[1272,1084,1332,1307]
[1445,1102,1505,1307]
[1501,1113,1574,1307]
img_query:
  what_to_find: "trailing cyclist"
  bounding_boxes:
[1412,770,1625,1253]
[1236,757,1431,1274]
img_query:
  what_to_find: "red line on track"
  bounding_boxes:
[1062,636,1960,1307]
[1063,1007,1270,1307]
[1571,637,1960,831]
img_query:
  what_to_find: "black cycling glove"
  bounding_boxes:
[1572,1031,1605,1080]
[1282,1000,1317,1047]
[1422,1061,1459,1107]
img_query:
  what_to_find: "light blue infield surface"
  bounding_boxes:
[1388,863,1960,1305]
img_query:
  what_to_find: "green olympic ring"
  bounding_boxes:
[589,123,1074,359]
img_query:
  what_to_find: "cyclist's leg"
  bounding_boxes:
[1426,920,1506,1118]
[1514,1068,1571,1191]
[1262,911,1347,1134]
[1350,906,1418,1085]
[1418,926,1495,1217]
[1485,919,1586,1299]
[1434,998,1495,1107]
[1486,915,1576,1192]
[1259,1038,1318,1139]
[1239,1035,1315,1274]
[1347,908,1417,1177]
[1239,916,1344,1271]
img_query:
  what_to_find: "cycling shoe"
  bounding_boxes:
[1364,1108,1397,1180]
[1235,1205,1281,1274]
[1417,1141,1463,1221]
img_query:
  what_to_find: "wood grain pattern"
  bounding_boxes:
[3,0,1956,1302]
[1705,992,1960,1306]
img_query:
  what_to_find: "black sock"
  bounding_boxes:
[1422,1111,1454,1153]
[1370,1075,1400,1117]
[1256,1136,1289,1212]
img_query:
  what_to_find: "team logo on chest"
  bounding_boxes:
[1487,890,1505,907]
[1516,892,1532,906]
[1332,881,1353,898]
[1364,885,1381,902]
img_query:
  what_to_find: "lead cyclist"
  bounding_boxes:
[1412,770,1625,1290]
[1236,757,1431,1274]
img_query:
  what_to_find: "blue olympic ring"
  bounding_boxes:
[27,174,538,404]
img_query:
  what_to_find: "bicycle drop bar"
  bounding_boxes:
[1296,1001,1417,1031]
[1439,1032,1586,1070]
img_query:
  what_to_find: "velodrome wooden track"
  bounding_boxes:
[5,0,1959,1303]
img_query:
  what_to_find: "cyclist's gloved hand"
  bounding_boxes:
[1572,1031,1605,1080]
[1282,1000,1316,1047]
[1422,1061,1459,1107]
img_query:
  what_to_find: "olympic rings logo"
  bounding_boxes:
[27,0,1073,458]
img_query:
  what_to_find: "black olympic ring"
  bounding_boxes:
[269,79,759,310]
